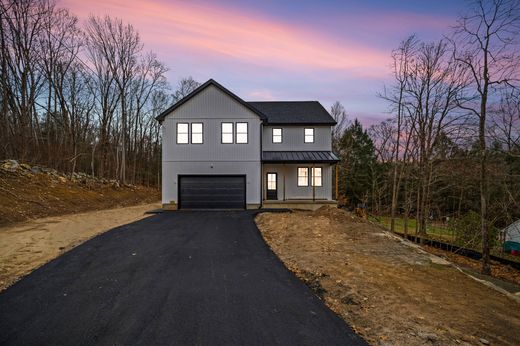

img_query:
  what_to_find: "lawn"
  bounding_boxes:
[375,215,455,241]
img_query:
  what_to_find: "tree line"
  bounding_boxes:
[0,0,202,186]
[333,0,520,274]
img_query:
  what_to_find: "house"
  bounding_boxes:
[155,79,339,210]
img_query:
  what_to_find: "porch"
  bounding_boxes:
[261,150,339,210]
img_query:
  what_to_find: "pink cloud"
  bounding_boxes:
[61,0,391,78]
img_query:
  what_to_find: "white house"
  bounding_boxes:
[156,79,338,210]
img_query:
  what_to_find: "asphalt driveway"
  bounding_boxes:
[0,211,366,345]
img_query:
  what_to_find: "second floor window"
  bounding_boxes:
[222,122,234,143]
[177,123,189,144]
[236,122,248,144]
[272,128,282,143]
[304,128,314,143]
[191,123,203,144]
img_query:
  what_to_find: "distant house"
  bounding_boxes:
[155,79,338,210]
[502,220,520,252]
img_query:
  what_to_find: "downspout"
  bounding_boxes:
[283,163,286,201]
[260,121,263,209]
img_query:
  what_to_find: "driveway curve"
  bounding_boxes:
[0,211,366,345]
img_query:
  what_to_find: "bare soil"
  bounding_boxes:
[256,207,520,346]
[0,167,160,226]
[0,203,159,291]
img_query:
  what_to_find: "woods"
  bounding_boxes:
[0,0,178,186]
[335,0,520,273]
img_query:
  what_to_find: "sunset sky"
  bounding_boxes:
[62,0,465,125]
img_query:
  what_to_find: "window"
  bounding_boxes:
[304,128,314,143]
[191,123,203,144]
[236,122,248,144]
[176,123,189,144]
[297,167,309,186]
[267,173,277,190]
[272,128,282,143]
[312,167,322,186]
[221,122,233,143]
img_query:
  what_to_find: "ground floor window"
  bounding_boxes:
[297,167,309,186]
[312,167,322,186]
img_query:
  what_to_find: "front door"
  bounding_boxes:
[266,173,278,200]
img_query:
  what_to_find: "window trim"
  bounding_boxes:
[221,122,234,144]
[191,122,204,144]
[311,167,322,187]
[235,122,248,144]
[272,128,283,143]
[176,122,189,144]
[304,128,315,143]
[297,167,309,187]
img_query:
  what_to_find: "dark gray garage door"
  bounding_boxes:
[178,175,246,209]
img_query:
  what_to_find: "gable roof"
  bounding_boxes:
[248,101,336,125]
[155,79,336,125]
[155,79,267,122]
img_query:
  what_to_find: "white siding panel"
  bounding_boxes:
[161,84,262,205]
[262,164,332,200]
[262,126,332,151]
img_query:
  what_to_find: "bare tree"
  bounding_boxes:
[379,35,418,232]
[85,16,143,184]
[172,76,200,102]
[450,0,520,274]
[330,101,349,151]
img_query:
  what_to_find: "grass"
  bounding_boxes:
[375,216,455,241]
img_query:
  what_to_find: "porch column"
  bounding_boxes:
[283,164,286,201]
[312,163,315,202]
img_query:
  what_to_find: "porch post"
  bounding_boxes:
[283,164,286,201]
[312,163,315,202]
[335,164,339,200]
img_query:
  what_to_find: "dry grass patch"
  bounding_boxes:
[256,207,520,346]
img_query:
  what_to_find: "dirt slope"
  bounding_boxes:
[256,207,520,346]
[0,160,160,226]
[0,203,159,291]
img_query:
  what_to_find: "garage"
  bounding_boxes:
[178,175,246,209]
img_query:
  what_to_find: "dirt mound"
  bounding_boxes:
[0,160,159,226]
[256,207,520,346]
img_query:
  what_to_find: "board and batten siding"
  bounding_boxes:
[161,85,262,206]
[262,125,332,151]
[262,164,332,200]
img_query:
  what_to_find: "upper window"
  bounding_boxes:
[272,128,282,143]
[304,128,314,143]
[222,122,234,144]
[297,167,309,186]
[312,167,322,186]
[191,123,203,144]
[176,123,189,144]
[236,122,248,144]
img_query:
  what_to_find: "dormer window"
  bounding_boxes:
[304,128,314,143]
[272,128,282,143]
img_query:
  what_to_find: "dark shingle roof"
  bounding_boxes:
[248,101,336,125]
[262,151,339,163]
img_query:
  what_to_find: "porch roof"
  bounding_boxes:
[262,151,339,163]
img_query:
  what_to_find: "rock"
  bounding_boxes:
[479,338,490,345]
[31,166,42,174]
[112,181,120,188]
[58,176,67,183]
[418,332,438,342]
[20,163,31,170]
[1,159,19,172]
